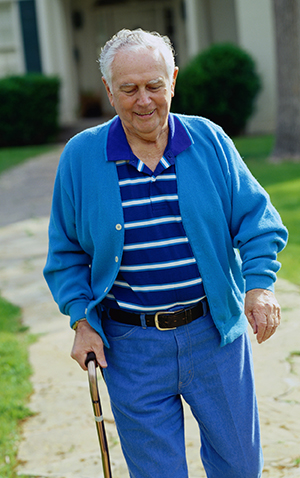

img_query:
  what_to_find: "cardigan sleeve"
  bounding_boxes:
[220,133,288,292]
[43,150,93,328]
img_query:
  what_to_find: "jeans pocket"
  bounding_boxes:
[102,318,139,341]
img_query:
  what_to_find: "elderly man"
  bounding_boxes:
[44,29,288,478]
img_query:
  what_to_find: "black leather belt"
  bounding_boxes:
[109,298,208,330]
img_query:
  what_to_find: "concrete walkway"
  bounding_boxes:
[0,147,300,477]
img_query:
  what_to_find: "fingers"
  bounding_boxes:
[255,303,281,344]
[71,320,108,370]
[245,289,281,344]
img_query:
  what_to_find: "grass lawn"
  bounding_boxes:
[0,144,59,175]
[234,134,300,285]
[0,297,34,478]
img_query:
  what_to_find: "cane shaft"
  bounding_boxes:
[87,359,112,478]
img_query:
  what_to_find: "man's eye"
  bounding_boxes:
[124,88,136,94]
[120,88,134,95]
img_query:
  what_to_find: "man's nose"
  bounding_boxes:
[137,88,151,106]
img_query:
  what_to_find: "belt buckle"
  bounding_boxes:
[154,309,182,331]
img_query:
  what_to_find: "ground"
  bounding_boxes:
[0,148,299,478]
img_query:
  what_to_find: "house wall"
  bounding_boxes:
[0,0,25,76]
[35,0,78,124]
[235,0,276,133]
[208,0,238,45]
[69,0,101,94]
[0,0,279,133]
[184,0,237,60]
[184,0,203,59]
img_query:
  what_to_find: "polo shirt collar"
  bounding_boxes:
[106,114,192,162]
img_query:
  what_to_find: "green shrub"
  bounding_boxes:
[0,74,60,147]
[172,43,261,136]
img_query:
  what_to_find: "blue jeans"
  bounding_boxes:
[102,312,263,478]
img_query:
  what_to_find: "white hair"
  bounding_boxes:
[99,28,176,89]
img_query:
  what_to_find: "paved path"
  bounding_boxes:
[0,148,300,477]
[0,116,111,228]
[0,148,62,228]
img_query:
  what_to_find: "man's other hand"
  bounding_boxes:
[245,288,281,344]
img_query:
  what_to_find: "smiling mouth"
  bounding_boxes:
[135,110,155,117]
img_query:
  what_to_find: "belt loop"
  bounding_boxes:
[202,298,208,317]
[140,313,147,329]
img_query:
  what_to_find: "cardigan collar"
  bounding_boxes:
[106,114,192,162]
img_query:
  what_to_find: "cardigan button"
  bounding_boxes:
[115,256,119,262]
[116,224,122,231]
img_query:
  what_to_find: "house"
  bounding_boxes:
[0,0,277,134]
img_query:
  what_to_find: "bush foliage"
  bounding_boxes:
[172,43,261,136]
[0,74,60,147]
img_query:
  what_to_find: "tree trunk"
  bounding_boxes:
[271,0,300,161]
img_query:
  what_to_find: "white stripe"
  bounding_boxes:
[157,174,176,181]
[112,296,206,313]
[122,198,151,207]
[114,278,202,292]
[125,216,182,229]
[120,258,196,272]
[137,160,144,172]
[122,195,178,208]
[119,174,176,187]
[119,177,151,186]
[161,156,170,168]
[124,237,189,251]
[152,195,178,202]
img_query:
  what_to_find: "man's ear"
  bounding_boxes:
[171,67,179,98]
[102,77,114,107]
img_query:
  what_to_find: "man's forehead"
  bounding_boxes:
[111,47,169,80]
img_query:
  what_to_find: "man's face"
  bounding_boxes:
[103,47,178,142]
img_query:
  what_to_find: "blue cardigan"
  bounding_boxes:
[44,114,288,347]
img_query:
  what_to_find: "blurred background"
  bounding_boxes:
[0,0,289,134]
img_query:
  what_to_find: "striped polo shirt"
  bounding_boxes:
[101,115,206,314]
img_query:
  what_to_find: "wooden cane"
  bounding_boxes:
[86,351,112,478]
